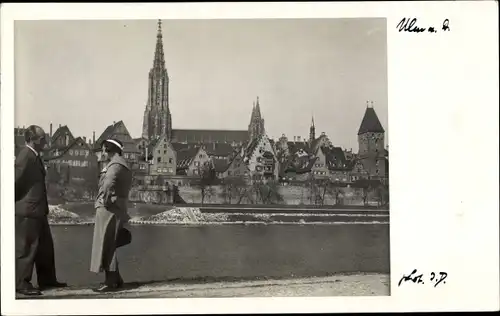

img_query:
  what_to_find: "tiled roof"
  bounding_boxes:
[287,141,311,155]
[358,107,385,135]
[244,136,261,160]
[281,154,318,175]
[51,125,74,143]
[45,137,93,161]
[171,129,248,143]
[213,158,229,173]
[93,120,139,154]
[94,123,117,149]
[176,147,200,169]
[321,146,349,170]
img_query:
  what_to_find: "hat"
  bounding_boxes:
[104,139,124,151]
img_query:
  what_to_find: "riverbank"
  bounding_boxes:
[18,273,390,299]
[48,205,389,225]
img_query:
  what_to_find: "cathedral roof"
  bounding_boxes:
[205,142,234,157]
[171,129,248,144]
[357,107,385,135]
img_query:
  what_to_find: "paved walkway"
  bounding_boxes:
[20,274,390,299]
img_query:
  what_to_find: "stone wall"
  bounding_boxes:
[129,184,382,206]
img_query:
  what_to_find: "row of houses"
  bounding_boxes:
[14,106,389,190]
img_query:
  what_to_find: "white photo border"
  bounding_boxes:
[1,1,499,314]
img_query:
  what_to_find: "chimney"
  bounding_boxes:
[59,124,61,128]
[93,131,96,144]
[297,136,301,142]
[83,136,87,143]
[293,136,296,142]
[49,123,53,138]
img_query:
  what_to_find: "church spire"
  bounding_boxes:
[309,115,316,142]
[153,19,165,69]
[248,96,265,141]
[255,96,261,117]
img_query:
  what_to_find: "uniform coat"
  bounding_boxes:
[15,146,58,289]
[90,155,132,273]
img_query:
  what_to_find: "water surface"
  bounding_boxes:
[45,224,390,287]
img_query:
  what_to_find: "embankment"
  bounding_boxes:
[48,204,389,225]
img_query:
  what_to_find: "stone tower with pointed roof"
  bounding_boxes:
[142,20,172,141]
[248,96,265,141]
[357,101,386,178]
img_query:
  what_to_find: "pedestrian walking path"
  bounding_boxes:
[19,273,390,299]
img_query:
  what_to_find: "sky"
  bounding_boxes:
[14,18,387,150]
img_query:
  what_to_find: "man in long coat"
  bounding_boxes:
[90,138,132,292]
[15,125,66,296]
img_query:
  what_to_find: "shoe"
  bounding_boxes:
[92,284,119,293]
[117,279,124,288]
[38,281,67,290]
[16,288,42,296]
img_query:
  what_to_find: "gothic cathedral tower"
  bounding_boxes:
[248,96,265,141]
[309,116,316,143]
[357,101,386,178]
[142,20,172,141]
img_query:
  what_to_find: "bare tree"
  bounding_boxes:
[250,176,284,205]
[327,183,343,206]
[195,162,217,205]
[220,176,247,204]
[82,162,99,200]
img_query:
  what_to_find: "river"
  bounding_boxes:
[42,223,390,288]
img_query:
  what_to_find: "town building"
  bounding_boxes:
[148,137,177,176]
[93,120,141,170]
[244,134,279,180]
[356,102,388,180]
[45,136,98,188]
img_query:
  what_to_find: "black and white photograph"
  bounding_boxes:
[11,17,390,299]
[1,2,498,315]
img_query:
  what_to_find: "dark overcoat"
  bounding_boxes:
[90,155,132,273]
[15,146,49,218]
